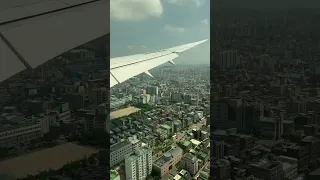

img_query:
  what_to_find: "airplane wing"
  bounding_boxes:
[0,0,109,82]
[110,39,208,87]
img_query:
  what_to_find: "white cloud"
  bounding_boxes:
[167,0,205,7]
[200,18,209,25]
[167,0,183,6]
[164,24,185,33]
[193,0,206,7]
[141,45,147,49]
[111,0,163,22]
[127,45,133,49]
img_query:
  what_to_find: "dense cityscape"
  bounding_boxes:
[0,36,110,180]
[3,1,320,180]
[211,8,320,180]
[110,65,210,179]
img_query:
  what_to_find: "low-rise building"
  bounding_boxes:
[110,140,133,167]
[0,121,42,147]
[278,156,298,180]
[153,147,183,177]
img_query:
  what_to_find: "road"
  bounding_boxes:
[194,161,210,179]
[176,119,206,141]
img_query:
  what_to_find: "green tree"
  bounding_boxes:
[0,147,10,156]
[97,150,109,166]
[150,170,160,180]
[43,131,59,142]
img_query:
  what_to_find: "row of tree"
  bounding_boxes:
[19,150,109,180]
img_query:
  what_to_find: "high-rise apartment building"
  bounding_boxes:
[146,86,159,96]
[180,153,199,176]
[92,87,108,106]
[212,98,243,130]
[125,146,153,180]
[212,50,239,70]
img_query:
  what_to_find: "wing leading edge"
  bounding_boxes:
[110,39,207,87]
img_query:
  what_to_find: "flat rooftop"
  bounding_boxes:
[110,140,131,152]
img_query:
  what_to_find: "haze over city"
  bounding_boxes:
[110,0,210,64]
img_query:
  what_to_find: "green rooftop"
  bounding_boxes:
[182,140,191,147]
[180,169,187,176]
[201,153,207,159]
[174,120,181,124]
[161,124,171,129]
[110,170,119,180]
[199,171,209,179]
[184,136,190,140]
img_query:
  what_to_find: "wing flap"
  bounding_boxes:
[110,53,178,86]
[59,0,96,6]
[0,38,26,82]
[110,51,171,69]
[0,0,43,10]
[0,0,68,24]
[110,73,119,88]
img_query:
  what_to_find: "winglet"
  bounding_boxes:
[145,71,154,78]
[169,60,175,65]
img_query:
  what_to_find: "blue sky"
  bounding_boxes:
[110,0,210,64]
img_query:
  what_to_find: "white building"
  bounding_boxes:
[51,103,71,124]
[0,121,42,147]
[34,115,50,134]
[125,146,153,180]
[150,95,157,104]
[110,140,133,167]
[180,153,199,176]
[140,94,150,104]
[129,135,141,150]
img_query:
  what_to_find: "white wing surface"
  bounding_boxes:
[0,0,109,82]
[110,39,207,87]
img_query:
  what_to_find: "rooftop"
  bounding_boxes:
[249,159,280,170]
[182,140,191,147]
[110,170,119,180]
[161,124,171,129]
[154,147,183,168]
[190,139,201,146]
[183,153,197,163]
[310,167,320,175]
[180,169,187,176]
[0,120,40,133]
[110,140,131,152]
